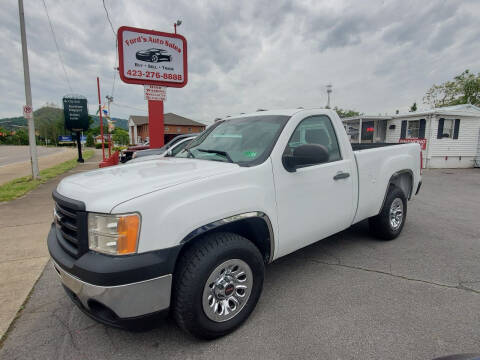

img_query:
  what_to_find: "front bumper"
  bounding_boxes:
[47,224,182,326]
[52,260,172,319]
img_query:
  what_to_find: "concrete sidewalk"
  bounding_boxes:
[0,147,78,186]
[0,150,102,339]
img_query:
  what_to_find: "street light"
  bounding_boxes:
[326,84,333,109]
[174,20,182,34]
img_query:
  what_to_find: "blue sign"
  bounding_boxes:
[58,135,87,142]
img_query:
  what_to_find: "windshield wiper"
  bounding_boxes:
[197,148,233,163]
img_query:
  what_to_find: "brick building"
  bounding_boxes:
[128,113,206,145]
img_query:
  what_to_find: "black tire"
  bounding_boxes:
[369,185,407,240]
[172,232,265,339]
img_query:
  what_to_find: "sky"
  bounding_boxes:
[1,0,480,125]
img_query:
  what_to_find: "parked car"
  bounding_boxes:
[135,48,172,63]
[120,141,150,163]
[121,134,197,163]
[48,108,422,339]
[130,135,197,163]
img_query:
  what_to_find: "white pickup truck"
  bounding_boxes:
[48,108,422,339]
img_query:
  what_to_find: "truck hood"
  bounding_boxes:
[56,158,239,213]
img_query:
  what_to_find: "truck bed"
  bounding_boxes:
[351,143,403,151]
[351,142,421,225]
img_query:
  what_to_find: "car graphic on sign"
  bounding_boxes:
[135,48,172,63]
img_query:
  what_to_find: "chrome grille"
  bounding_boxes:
[54,202,81,258]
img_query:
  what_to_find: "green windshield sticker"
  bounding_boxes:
[244,151,257,158]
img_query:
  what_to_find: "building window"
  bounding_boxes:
[165,126,169,131]
[407,120,420,138]
[188,127,192,132]
[177,127,181,133]
[442,119,454,138]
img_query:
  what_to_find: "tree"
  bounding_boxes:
[112,128,129,145]
[86,133,95,147]
[409,102,417,112]
[333,106,363,118]
[423,70,480,108]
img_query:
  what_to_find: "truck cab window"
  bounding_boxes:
[285,115,342,162]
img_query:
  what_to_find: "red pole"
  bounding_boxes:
[174,23,177,34]
[148,100,164,148]
[97,77,105,160]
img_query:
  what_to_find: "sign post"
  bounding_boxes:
[117,26,187,148]
[63,95,89,163]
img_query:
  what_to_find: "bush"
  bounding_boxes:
[86,133,95,147]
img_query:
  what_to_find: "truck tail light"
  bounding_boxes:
[420,150,423,174]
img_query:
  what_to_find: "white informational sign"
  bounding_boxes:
[23,105,33,119]
[144,85,167,101]
[118,26,187,88]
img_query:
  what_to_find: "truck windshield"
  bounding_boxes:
[176,115,290,166]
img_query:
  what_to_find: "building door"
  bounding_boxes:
[376,121,387,142]
[361,121,374,143]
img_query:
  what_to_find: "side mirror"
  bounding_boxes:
[282,144,329,172]
[165,149,173,157]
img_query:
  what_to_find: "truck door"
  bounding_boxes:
[272,115,356,257]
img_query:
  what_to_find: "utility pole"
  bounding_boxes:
[105,95,113,157]
[18,0,39,179]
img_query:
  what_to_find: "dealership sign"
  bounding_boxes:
[144,85,167,101]
[63,96,89,131]
[399,138,427,150]
[118,26,187,88]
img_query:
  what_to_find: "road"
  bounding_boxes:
[0,146,67,167]
[0,169,479,359]
[0,146,78,185]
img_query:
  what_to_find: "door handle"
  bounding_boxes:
[333,171,350,180]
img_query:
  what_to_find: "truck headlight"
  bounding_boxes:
[88,213,140,255]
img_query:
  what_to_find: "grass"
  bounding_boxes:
[0,150,94,202]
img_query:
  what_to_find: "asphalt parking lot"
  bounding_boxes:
[1,169,479,360]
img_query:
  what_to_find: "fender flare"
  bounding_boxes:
[380,169,414,211]
[180,212,275,263]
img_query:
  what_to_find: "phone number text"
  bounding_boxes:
[126,69,182,81]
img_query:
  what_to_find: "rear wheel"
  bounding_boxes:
[172,232,264,339]
[369,186,407,240]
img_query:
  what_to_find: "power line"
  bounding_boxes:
[41,0,73,93]
[111,50,117,97]
[111,102,147,112]
[102,0,116,37]
[101,0,118,98]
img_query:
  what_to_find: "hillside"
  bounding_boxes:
[0,107,128,131]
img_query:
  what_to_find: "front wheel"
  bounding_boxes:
[172,232,264,339]
[369,185,407,240]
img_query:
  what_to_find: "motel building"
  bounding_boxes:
[342,104,480,168]
[128,112,206,145]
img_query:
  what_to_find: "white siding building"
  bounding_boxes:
[343,104,480,168]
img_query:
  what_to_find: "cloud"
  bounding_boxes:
[1,0,480,124]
